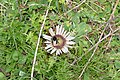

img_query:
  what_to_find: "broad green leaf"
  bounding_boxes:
[76,22,92,37]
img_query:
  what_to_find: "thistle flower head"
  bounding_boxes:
[43,25,75,55]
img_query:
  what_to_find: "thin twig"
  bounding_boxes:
[105,34,113,50]
[85,3,97,13]
[110,0,119,20]
[64,0,86,15]
[96,23,106,31]
[24,0,28,6]
[78,44,98,79]
[90,1,104,10]
[102,35,113,54]
[30,1,52,80]
[71,58,77,66]
[0,3,7,9]
[85,35,93,45]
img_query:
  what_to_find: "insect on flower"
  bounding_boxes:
[43,25,75,55]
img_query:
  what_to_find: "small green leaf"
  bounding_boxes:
[18,56,27,64]
[19,71,26,76]
[26,31,33,42]
[12,50,19,61]
[48,57,56,70]
[115,60,120,69]
[0,72,5,80]
[49,15,58,20]
[78,41,83,56]
[59,0,65,4]
[71,13,80,24]
[84,72,90,80]
[56,0,60,10]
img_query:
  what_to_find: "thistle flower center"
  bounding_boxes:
[52,35,66,49]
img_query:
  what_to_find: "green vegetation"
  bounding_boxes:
[0,0,120,80]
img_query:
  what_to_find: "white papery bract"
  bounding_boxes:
[43,25,75,55]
